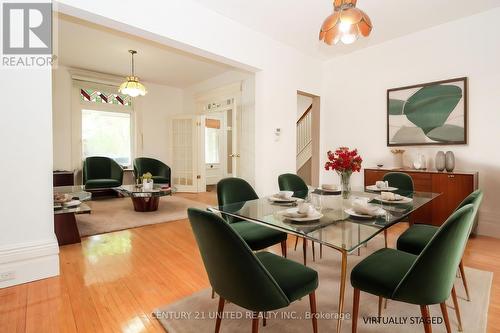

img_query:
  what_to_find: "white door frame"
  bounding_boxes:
[196,83,241,179]
[229,96,239,178]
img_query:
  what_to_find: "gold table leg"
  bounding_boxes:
[336,249,348,333]
[357,225,361,256]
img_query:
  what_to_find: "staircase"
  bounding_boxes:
[296,104,312,174]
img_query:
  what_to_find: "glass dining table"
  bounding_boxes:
[209,187,440,333]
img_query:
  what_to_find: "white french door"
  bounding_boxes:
[227,102,239,178]
[170,114,205,192]
[198,95,240,179]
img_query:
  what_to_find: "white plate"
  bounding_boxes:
[374,195,413,204]
[321,188,342,193]
[366,185,398,192]
[321,184,339,190]
[280,208,323,222]
[344,208,386,219]
[268,196,302,203]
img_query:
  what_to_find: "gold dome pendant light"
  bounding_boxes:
[119,50,147,97]
[319,0,372,45]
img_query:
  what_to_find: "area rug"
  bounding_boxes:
[155,236,492,333]
[76,195,208,237]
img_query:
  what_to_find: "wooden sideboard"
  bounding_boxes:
[364,168,478,226]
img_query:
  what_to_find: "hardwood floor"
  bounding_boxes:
[1,192,499,332]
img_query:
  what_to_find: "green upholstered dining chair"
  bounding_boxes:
[381,172,415,247]
[351,205,476,333]
[83,156,123,190]
[278,173,309,199]
[383,172,414,193]
[278,173,319,265]
[397,190,483,305]
[188,208,319,333]
[217,177,288,257]
[133,157,171,185]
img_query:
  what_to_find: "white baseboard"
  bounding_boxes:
[0,238,59,289]
[476,210,500,239]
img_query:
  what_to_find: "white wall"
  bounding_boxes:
[52,65,184,172]
[321,8,500,237]
[56,0,323,195]
[0,67,59,288]
[52,66,72,170]
[183,70,253,113]
[131,82,183,167]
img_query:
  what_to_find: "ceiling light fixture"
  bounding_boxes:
[119,50,147,97]
[319,0,372,46]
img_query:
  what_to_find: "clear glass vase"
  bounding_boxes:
[338,171,352,199]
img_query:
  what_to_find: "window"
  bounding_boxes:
[82,109,132,167]
[205,127,220,164]
[205,118,221,164]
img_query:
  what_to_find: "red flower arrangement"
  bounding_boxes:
[324,147,363,174]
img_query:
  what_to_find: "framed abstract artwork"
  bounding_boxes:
[387,77,467,146]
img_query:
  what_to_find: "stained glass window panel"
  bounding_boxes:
[80,88,132,107]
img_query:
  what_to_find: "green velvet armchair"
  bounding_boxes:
[82,156,123,190]
[188,208,319,333]
[133,157,171,185]
[350,205,476,333]
[217,177,288,256]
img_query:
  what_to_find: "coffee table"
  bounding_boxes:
[53,186,92,246]
[115,184,172,212]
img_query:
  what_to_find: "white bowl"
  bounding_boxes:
[278,190,294,199]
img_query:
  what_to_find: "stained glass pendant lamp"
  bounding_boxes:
[319,0,372,45]
[119,50,147,97]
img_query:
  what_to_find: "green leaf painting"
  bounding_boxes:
[403,85,462,134]
[388,99,405,115]
[388,79,466,145]
[426,124,465,142]
[392,126,428,143]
